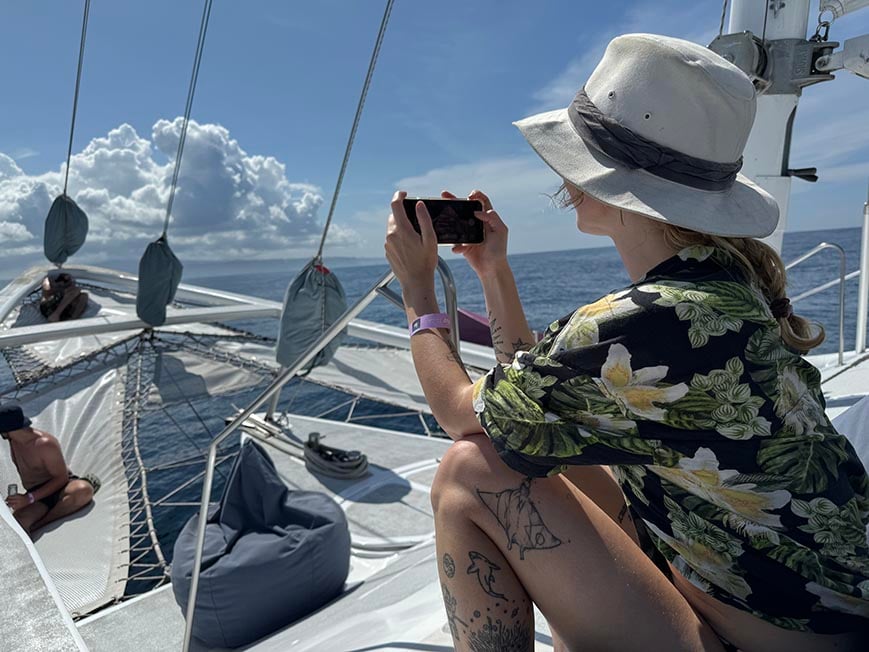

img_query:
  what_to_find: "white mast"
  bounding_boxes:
[715,1,869,253]
[722,0,813,252]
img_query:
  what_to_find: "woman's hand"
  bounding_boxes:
[385,191,438,295]
[446,189,509,278]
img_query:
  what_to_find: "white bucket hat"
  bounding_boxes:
[515,33,779,238]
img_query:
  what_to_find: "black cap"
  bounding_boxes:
[0,403,31,432]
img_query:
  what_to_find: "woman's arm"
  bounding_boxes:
[479,263,536,362]
[386,192,481,440]
[448,190,535,363]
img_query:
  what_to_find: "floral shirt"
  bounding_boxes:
[472,246,869,633]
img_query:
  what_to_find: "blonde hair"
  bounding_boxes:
[555,183,825,353]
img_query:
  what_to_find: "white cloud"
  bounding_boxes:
[347,156,604,257]
[0,119,356,270]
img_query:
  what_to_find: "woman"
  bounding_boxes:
[384,34,869,651]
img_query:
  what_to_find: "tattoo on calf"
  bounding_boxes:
[476,478,562,560]
[467,551,506,600]
[443,553,456,578]
[467,616,531,652]
[442,584,467,641]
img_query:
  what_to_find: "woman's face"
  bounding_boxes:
[568,186,619,236]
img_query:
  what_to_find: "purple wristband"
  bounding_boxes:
[409,313,451,336]
[27,492,35,505]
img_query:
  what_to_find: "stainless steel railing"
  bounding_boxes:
[181,257,460,652]
[785,242,846,366]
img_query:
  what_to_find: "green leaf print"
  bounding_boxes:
[663,360,771,439]
[766,543,826,584]
[757,432,850,493]
[481,382,588,459]
[549,375,620,415]
[504,366,557,400]
[790,497,868,559]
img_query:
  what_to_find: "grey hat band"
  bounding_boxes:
[569,88,743,192]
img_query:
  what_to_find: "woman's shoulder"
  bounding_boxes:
[540,246,781,365]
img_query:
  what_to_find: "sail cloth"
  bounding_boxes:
[171,440,351,648]
[43,195,89,265]
[136,236,183,327]
[276,260,348,370]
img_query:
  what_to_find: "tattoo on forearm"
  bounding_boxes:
[442,584,467,641]
[467,551,506,599]
[443,553,456,578]
[444,339,463,365]
[467,616,531,652]
[488,310,510,361]
[511,337,533,352]
[477,478,562,560]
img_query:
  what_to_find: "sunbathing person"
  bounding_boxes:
[39,272,89,323]
[1,403,98,536]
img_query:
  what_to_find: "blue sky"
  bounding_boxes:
[1,0,868,275]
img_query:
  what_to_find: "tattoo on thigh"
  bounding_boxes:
[442,553,456,578]
[476,478,562,560]
[617,503,629,524]
[467,551,507,600]
[442,584,467,641]
[467,615,531,652]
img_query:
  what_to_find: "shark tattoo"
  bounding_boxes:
[477,478,562,560]
[467,551,507,600]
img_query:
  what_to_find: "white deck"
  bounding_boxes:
[77,415,555,652]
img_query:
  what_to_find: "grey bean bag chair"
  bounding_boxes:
[172,440,351,648]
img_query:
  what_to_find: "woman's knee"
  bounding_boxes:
[431,434,497,513]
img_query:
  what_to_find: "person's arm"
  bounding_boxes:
[47,287,81,322]
[447,190,535,363]
[479,263,536,362]
[386,192,481,440]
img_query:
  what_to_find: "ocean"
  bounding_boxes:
[200,225,866,356]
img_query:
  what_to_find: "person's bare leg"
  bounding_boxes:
[432,435,725,652]
[11,502,48,535]
[31,480,93,532]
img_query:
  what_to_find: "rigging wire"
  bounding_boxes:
[761,0,771,43]
[718,0,729,37]
[315,0,395,260]
[63,0,91,196]
[162,0,214,238]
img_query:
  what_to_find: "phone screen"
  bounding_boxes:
[403,198,485,245]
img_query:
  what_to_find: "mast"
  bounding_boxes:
[717,0,813,252]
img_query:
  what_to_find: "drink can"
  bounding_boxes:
[7,483,17,498]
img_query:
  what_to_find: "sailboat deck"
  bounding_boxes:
[76,414,556,651]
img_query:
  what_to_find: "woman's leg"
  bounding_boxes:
[432,434,725,652]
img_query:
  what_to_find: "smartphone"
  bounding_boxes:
[402,198,485,245]
[7,483,17,498]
